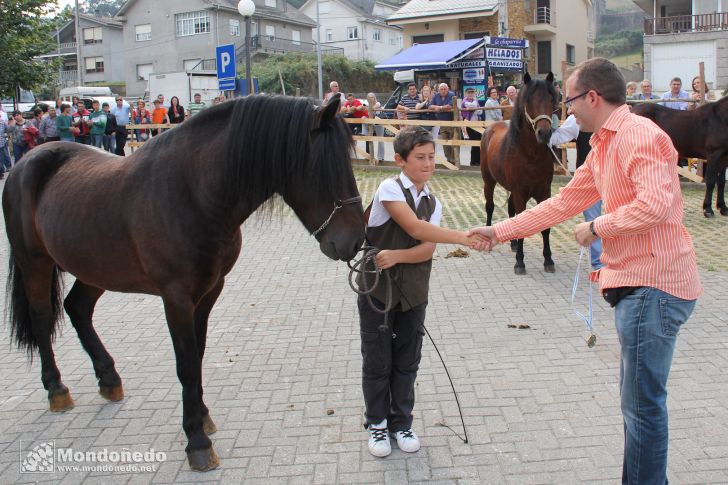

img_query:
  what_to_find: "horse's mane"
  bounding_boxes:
[188,96,352,209]
[504,77,557,153]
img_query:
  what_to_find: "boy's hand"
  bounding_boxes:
[464,232,487,249]
[467,227,498,252]
[375,250,398,270]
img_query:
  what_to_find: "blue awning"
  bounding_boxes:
[375,38,483,71]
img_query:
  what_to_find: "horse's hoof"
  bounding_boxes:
[719,207,728,216]
[187,447,220,472]
[203,414,217,435]
[544,264,556,273]
[514,266,527,275]
[704,210,715,218]
[99,384,124,402]
[49,390,75,412]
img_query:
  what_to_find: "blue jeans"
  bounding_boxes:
[615,287,696,485]
[583,200,603,269]
[90,134,103,148]
[102,134,115,153]
[0,145,11,171]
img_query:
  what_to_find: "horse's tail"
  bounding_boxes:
[6,252,64,359]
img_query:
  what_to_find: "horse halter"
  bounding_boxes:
[524,108,553,136]
[311,196,362,237]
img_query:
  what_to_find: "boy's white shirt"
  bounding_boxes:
[368,172,442,228]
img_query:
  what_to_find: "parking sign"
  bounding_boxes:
[216,44,236,81]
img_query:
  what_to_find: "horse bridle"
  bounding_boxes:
[524,108,553,136]
[311,196,362,237]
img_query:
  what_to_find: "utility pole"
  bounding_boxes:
[75,0,84,85]
[316,0,323,103]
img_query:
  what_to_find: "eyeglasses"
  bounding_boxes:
[564,91,589,108]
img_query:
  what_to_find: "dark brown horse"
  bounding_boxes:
[3,96,365,471]
[480,72,559,274]
[632,97,728,217]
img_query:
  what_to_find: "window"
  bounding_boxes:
[389,32,396,45]
[83,27,102,44]
[412,34,443,44]
[230,19,241,36]
[292,30,300,45]
[326,29,333,41]
[135,24,151,42]
[587,47,594,59]
[347,26,358,39]
[373,29,381,41]
[265,25,275,41]
[265,0,276,6]
[175,11,211,37]
[136,63,153,81]
[84,56,104,73]
[537,41,551,74]
[463,31,488,39]
[566,44,575,64]
[319,1,330,14]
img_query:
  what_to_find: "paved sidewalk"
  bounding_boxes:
[0,171,726,484]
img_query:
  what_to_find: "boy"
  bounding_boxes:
[357,126,481,457]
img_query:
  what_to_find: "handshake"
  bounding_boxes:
[461,226,498,252]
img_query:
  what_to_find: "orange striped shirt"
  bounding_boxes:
[494,104,702,300]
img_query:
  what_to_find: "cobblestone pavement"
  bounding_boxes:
[0,168,726,484]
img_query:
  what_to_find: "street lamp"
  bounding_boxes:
[237,0,256,95]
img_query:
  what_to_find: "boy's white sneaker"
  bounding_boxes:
[394,428,420,453]
[367,419,391,457]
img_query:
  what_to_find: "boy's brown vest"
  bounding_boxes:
[357,178,436,311]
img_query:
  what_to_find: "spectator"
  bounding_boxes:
[0,104,8,123]
[626,81,638,99]
[151,99,170,136]
[7,111,30,162]
[323,81,342,105]
[39,106,60,143]
[365,92,385,161]
[71,100,91,144]
[88,100,107,148]
[501,85,518,120]
[157,94,168,108]
[415,84,436,136]
[168,96,185,124]
[397,83,421,120]
[111,96,130,156]
[483,86,503,122]
[71,96,80,114]
[0,114,10,177]
[688,76,717,110]
[343,93,367,135]
[460,87,482,167]
[187,93,206,117]
[634,79,658,100]
[134,101,151,142]
[30,108,43,131]
[660,77,689,110]
[431,83,458,167]
[102,102,117,153]
[56,104,75,142]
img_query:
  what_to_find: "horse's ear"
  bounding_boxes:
[546,72,554,84]
[315,97,340,130]
[524,72,532,85]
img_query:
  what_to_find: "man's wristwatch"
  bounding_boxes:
[589,221,598,237]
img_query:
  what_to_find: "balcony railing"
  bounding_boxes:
[58,70,77,86]
[644,12,728,35]
[534,6,555,26]
[236,35,344,58]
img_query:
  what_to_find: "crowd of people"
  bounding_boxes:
[0,92,214,175]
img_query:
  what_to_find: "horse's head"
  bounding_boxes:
[517,72,558,145]
[284,97,365,261]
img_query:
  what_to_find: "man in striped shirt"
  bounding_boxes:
[470,58,702,484]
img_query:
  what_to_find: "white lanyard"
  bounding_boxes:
[571,246,597,347]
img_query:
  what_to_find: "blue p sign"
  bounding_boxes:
[216,44,236,80]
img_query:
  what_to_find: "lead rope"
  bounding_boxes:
[571,247,597,348]
[348,247,469,443]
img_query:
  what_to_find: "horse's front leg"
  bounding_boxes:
[702,159,719,218]
[716,164,727,216]
[194,279,226,436]
[163,289,219,472]
[541,228,555,273]
[512,195,527,275]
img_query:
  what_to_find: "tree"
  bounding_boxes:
[81,0,123,17]
[0,1,66,99]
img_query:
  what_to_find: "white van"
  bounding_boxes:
[1,88,36,115]
[59,86,116,110]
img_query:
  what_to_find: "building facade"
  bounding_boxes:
[635,0,728,92]
[116,0,316,96]
[387,0,596,81]
[299,0,403,62]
